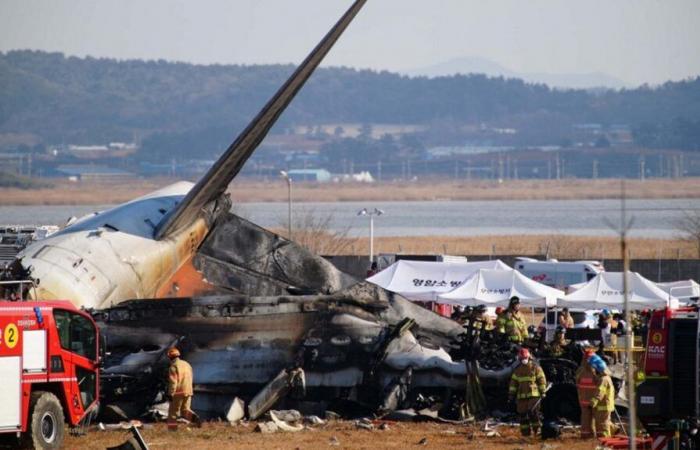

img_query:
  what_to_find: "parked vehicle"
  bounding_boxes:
[637,306,700,450]
[514,258,605,290]
[538,308,599,341]
[0,292,101,449]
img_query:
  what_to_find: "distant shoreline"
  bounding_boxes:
[1,177,699,206]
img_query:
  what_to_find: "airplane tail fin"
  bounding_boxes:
[155,0,367,240]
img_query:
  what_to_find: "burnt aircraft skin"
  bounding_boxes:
[97,211,524,418]
[192,212,358,297]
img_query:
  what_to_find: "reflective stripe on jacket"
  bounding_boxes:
[503,310,528,343]
[168,358,194,396]
[509,362,547,399]
[575,364,597,406]
[590,375,615,412]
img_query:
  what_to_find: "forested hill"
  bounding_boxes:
[1,50,699,154]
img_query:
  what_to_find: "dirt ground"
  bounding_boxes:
[62,420,601,450]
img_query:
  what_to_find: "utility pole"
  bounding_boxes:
[547,160,552,180]
[639,155,645,181]
[592,159,599,179]
[498,153,504,180]
[280,171,293,240]
[357,208,384,264]
[607,181,636,449]
[513,158,518,180]
[377,160,382,182]
[555,154,561,180]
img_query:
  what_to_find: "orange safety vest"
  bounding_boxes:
[576,363,597,406]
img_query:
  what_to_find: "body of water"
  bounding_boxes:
[1,198,698,238]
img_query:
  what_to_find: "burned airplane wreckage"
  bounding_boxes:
[93,212,513,420]
[7,0,593,424]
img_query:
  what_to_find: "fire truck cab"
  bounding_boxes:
[637,306,700,450]
[0,299,100,449]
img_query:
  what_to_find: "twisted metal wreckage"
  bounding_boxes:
[7,0,595,424]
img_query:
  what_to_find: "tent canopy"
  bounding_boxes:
[657,279,700,299]
[557,271,677,310]
[437,268,563,307]
[366,259,510,301]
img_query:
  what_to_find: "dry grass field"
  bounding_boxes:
[1,177,699,205]
[60,420,603,450]
[271,231,697,260]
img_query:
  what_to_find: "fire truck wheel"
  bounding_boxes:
[21,391,65,450]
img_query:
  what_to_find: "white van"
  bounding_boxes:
[514,258,605,291]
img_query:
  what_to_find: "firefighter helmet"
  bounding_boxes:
[588,354,607,373]
[509,296,520,306]
[518,347,530,359]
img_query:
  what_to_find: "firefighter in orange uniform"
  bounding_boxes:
[508,348,547,437]
[575,348,597,438]
[588,354,615,438]
[166,347,197,430]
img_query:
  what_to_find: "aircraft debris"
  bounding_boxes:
[105,424,149,450]
[254,421,279,434]
[226,397,246,424]
[269,410,304,432]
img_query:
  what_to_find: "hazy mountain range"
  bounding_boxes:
[407,56,629,90]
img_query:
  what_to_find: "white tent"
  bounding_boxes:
[657,279,700,300]
[557,271,678,310]
[366,259,510,301]
[437,269,563,307]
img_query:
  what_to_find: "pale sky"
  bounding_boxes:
[1,0,699,86]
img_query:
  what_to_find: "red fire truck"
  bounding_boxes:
[637,306,700,450]
[0,298,101,449]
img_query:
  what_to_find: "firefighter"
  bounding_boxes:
[498,296,529,343]
[576,348,597,439]
[508,348,547,437]
[558,307,574,329]
[588,354,615,438]
[166,347,198,430]
[547,326,568,357]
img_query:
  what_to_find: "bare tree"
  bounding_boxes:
[278,208,357,255]
[676,210,700,258]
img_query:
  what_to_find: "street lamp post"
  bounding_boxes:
[357,208,384,264]
[280,171,292,239]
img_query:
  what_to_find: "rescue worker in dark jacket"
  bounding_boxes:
[497,296,529,343]
[547,326,568,357]
[576,348,597,438]
[589,354,615,438]
[508,348,547,436]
